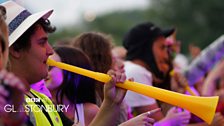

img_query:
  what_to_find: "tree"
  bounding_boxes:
[49,0,224,54]
[148,0,224,53]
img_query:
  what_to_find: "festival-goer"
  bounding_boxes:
[45,46,99,126]
[123,22,191,125]
[202,60,224,116]
[73,32,158,126]
[2,1,129,126]
[0,5,26,126]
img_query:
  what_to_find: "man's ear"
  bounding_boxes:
[9,47,21,58]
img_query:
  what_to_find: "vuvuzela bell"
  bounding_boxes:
[47,58,219,124]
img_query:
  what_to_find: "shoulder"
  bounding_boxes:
[124,61,151,76]
[83,103,99,115]
[83,103,99,125]
[124,61,152,84]
[83,103,99,117]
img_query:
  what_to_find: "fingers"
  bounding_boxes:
[0,70,25,92]
[147,108,161,117]
[119,72,126,83]
[128,77,134,82]
[113,61,125,72]
[107,70,116,82]
[144,118,155,126]
[213,112,224,122]
[147,119,155,124]
[113,71,126,83]
[0,70,25,117]
[177,108,191,125]
[168,106,178,113]
[107,70,126,83]
[143,114,155,126]
[6,74,25,91]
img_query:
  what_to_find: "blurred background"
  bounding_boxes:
[1,0,224,54]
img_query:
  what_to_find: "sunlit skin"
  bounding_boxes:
[152,36,170,74]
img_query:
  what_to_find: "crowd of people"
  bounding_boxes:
[0,1,224,126]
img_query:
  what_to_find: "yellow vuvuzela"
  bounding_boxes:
[47,58,218,124]
[169,70,197,96]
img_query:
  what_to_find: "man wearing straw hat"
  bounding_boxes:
[1,1,127,126]
[1,1,62,125]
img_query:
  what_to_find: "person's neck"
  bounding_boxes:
[17,77,30,93]
[50,89,58,104]
[131,59,149,69]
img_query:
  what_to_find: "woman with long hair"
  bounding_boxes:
[45,46,99,126]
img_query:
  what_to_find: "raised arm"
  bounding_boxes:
[89,69,127,126]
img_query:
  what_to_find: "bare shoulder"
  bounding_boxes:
[83,103,100,125]
[84,103,99,114]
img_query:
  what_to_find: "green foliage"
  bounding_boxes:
[48,25,84,45]
[49,0,224,54]
[82,10,149,46]
[148,0,224,53]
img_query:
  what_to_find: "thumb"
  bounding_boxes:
[169,107,178,113]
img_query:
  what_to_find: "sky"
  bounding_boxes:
[8,0,150,27]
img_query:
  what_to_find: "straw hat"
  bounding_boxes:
[0,1,53,46]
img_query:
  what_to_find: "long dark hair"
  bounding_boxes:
[53,46,96,105]
[123,22,173,90]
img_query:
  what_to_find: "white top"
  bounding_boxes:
[124,61,156,107]
[74,104,85,126]
[174,53,189,71]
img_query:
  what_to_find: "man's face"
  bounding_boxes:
[20,25,53,84]
[152,36,169,73]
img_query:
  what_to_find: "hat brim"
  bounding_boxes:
[161,28,175,38]
[9,9,53,46]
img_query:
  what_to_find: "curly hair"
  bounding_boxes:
[73,32,114,105]
[73,32,113,73]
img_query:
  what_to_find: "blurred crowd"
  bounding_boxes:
[0,1,224,126]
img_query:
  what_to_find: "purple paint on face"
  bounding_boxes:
[45,53,63,90]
